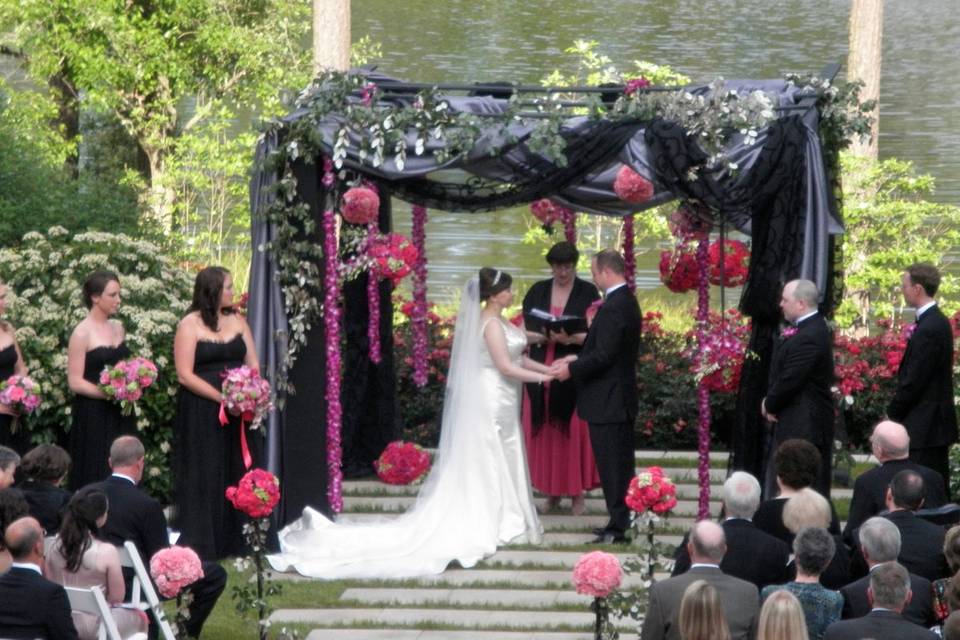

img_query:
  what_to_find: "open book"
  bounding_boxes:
[525,307,588,335]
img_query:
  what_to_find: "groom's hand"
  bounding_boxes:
[552,361,572,381]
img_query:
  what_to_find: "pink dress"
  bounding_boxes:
[45,537,149,640]
[522,305,601,497]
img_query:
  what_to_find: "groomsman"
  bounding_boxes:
[762,279,835,497]
[555,249,640,544]
[887,263,958,488]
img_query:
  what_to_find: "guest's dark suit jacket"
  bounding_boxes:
[887,304,958,450]
[765,312,835,449]
[842,458,948,544]
[0,565,79,640]
[640,565,759,640]
[17,480,72,534]
[840,570,934,627]
[93,475,168,561]
[824,609,938,640]
[671,518,791,590]
[849,510,949,582]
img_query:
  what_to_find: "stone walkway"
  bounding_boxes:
[269,450,855,639]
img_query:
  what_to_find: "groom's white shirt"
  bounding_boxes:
[604,283,626,297]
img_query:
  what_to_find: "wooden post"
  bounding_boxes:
[313,0,351,73]
[847,0,883,158]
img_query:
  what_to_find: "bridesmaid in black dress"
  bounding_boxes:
[0,280,30,453]
[173,266,260,560]
[66,271,136,489]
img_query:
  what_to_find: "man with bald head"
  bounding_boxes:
[843,420,947,543]
[762,279,835,497]
[0,516,78,640]
[641,520,759,640]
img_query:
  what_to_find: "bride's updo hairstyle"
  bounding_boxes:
[478,267,512,301]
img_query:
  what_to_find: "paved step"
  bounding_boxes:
[342,495,722,516]
[480,550,638,569]
[305,631,639,640]
[340,587,594,607]
[343,481,723,501]
[271,568,653,589]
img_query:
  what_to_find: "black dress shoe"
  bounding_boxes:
[589,533,629,545]
[592,527,606,537]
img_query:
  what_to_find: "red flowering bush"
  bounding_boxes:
[659,246,699,293]
[341,186,380,225]
[613,166,655,204]
[708,239,750,287]
[374,440,431,485]
[572,551,623,597]
[225,468,280,518]
[626,466,678,515]
[368,233,419,285]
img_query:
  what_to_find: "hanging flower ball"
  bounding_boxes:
[341,187,380,225]
[613,166,654,204]
[368,233,419,285]
[529,198,561,226]
[669,202,713,242]
[658,247,699,293]
[708,239,750,287]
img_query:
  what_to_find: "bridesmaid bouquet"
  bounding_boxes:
[220,366,272,430]
[99,357,159,416]
[0,374,42,414]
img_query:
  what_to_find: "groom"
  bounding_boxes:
[554,249,640,544]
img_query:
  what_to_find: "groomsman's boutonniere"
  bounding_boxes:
[585,298,604,328]
[781,326,798,340]
[902,323,917,341]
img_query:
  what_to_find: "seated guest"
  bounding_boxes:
[16,444,72,534]
[641,521,759,640]
[45,488,148,640]
[93,436,225,638]
[840,516,934,626]
[843,421,947,545]
[754,439,841,543]
[762,527,843,640]
[678,580,731,640]
[824,561,937,640]
[0,516,79,640]
[757,589,809,640]
[783,488,850,589]
[945,610,960,640]
[0,488,29,573]
[933,525,960,622]
[673,471,790,590]
[850,470,949,582]
[0,445,19,489]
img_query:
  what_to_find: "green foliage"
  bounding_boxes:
[835,152,960,328]
[0,228,193,498]
[540,40,691,88]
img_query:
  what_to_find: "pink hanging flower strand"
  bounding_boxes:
[363,182,382,365]
[695,237,712,520]
[622,214,636,294]
[321,157,343,513]
[561,205,577,244]
[411,204,430,387]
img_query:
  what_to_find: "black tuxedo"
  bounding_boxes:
[764,313,835,496]
[569,284,641,535]
[849,510,949,583]
[840,570,934,627]
[887,304,958,487]
[824,609,937,640]
[0,565,79,640]
[17,480,72,534]
[671,518,791,590]
[842,458,948,545]
[92,475,226,638]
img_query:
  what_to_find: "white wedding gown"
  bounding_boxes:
[268,281,542,579]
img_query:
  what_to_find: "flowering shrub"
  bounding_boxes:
[572,551,623,597]
[0,228,193,499]
[374,440,431,485]
[707,239,750,287]
[0,375,42,413]
[368,233,418,285]
[149,546,204,598]
[225,468,281,519]
[625,466,678,515]
[98,356,158,416]
[221,366,273,430]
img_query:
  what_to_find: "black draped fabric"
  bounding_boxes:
[248,70,842,514]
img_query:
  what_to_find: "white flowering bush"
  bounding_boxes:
[0,227,193,499]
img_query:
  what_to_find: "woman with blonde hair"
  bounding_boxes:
[783,487,850,588]
[757,589,808,640]
[679,579,731,640]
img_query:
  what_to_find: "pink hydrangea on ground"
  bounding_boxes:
[572,551,623,597]
[149,546,204,598]
[613,166,655,204]
[341,187,380,225]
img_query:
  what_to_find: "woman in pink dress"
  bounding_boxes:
[45,488,148,640]
[521,242,601,514]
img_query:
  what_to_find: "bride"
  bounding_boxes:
[268,267,552,579]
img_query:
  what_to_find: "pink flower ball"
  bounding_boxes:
[613,166,654,204]
[341,187,380,225]
[149,546,204,598]
[572,551,623,597]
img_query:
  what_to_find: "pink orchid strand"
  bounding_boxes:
[411,205,430,387]
[622,214,636,294]
[695,237,712,521]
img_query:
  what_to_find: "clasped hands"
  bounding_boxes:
[548,355,577,381]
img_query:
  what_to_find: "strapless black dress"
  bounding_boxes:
[173,333,261,560]
[69,343,137,489]
[0,343,28,453]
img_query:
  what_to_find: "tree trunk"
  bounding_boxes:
[847,0,883,158]
[143,146,175,233]
[48,72,80,177]
[313,0,351,73]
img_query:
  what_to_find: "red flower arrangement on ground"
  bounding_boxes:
[572,551,623,598]
[225,468,281,518]
[149,546,204,599]
[368,232,419,285]
[341,186,380,225]
[707,239,750,287]
[659,245,699,293]
[374,441,431,485]
[613,166,654,204]
[626,466,678,515]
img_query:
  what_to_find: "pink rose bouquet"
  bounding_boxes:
[626,466,678,515]
[220,366,273,430]
[0,374,42,414]
[374,441,431,485]
[572,551,623,598]
[99,356,158,416]
[149,546,204,598]
[226,468,280,518]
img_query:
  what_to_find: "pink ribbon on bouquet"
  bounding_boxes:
[219,403,253,470]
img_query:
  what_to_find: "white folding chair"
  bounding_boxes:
[64,585,122,640]
[116,541,176,640]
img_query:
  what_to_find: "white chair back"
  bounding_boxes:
[116,541,177,640]
[64,585,121,640]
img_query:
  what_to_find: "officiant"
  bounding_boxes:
[521,241,602,514]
